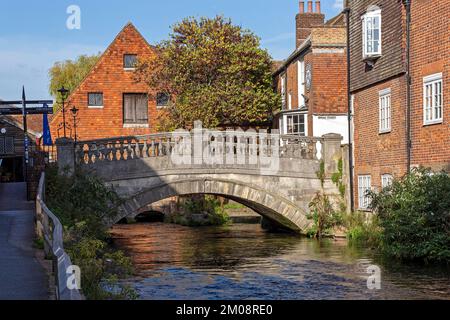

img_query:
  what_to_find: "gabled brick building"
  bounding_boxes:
[50,23,167,141]
[273,1,348,142]
[349,0,449,210]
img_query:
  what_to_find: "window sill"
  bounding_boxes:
[363,54,381,62]
[123,123,149,128]
[124,68,136,71]
[379,129,391,135]
[156,105,168,109]
[423,120,443,127]
[88,106,104,109]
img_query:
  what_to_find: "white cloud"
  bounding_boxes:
[0,37,103,101]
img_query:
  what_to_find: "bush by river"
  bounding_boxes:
[45,165,138,300]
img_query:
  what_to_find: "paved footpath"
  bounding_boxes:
[0,182,49,300]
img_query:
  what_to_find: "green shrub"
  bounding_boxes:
[344,211,382,248]
[45,165,138,299]
[167,195,230,227]
[307,161,344,238]
[369,167,450,264]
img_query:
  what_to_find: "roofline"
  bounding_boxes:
[273,37,312,76]
[50,22,155,122]
[0,115,40,137]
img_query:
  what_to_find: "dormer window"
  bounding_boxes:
[124,54,137,70]
[362,8,382,59]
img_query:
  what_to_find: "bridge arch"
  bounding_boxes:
[113,178,312,233]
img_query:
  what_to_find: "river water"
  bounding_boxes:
[111,222,450,300]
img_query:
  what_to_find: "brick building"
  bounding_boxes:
[273,1,348,142]
[50,23,169,141]
[349,0,449,210]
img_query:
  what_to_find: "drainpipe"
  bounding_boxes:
[344,6,354,213]
[405,0,412,173]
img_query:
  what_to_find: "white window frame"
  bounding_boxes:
[381,174,393,189]
[362,9,382,58]
[282,112,307,136]
[298,60,305,107]
[288,93,292,110]
[379,88,391,133]
[423,73,443,125]
[280,74,286,110]
[358,175,372,210]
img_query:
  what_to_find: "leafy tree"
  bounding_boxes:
[49,54,101,110]
[369,168,450,264]
[136,16,280,130]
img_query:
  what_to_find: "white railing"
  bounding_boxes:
[36,173,83,300]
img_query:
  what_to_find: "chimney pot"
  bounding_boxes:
[315,1,321,13]
[299,1,305,14]
[307,1,313,13]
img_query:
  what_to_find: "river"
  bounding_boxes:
[111,222,450,300]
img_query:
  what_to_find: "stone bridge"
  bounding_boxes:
[56,130,344,234]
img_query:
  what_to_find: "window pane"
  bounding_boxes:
[124,54,137,68]
[123,94,135,123]
[88,93,103,106]
[135,94,148,122]
[156,93,170,107]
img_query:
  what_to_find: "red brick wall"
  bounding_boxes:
[50,23,159,141]
[285,59,300,111]
[310,50,348,115]
[410,0,450,171]
[352,75,408,206]
[296,12,325,48]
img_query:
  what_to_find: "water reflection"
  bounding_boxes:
[111,223,450,300]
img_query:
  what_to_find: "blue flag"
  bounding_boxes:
[42,106,53,146]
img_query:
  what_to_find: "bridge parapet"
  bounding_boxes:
[74,131,324,166]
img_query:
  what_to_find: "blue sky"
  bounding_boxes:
[0,0,343,101]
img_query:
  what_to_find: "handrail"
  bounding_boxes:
[36,172,83,300]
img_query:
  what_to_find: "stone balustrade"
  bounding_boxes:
[74,131,324,165]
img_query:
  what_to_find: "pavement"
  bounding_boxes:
[0,182,49,300]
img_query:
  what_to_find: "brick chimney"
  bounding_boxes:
[296,0,325,48]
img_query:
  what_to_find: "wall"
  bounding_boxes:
[410,0,450,171]
[352,75,408,207]
[349,0,406,92]
[50,23,159,141]
[313,115,348,143]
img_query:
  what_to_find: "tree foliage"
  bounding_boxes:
[369,168,450,264]
[136,16,280,130]
[49,54,101,109]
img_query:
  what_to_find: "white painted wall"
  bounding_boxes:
[312,115,349,144]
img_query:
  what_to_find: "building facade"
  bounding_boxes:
[349,0,449,210]
[50,23,168,141]
[273,1,349,143]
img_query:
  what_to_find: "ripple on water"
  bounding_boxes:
[111,223,450,300]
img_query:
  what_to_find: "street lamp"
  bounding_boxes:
[70,106,79,142]
[57,86,70,137]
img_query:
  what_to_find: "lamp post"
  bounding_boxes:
[57,86,69,137]
[70,106,79,142]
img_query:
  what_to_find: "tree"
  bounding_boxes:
[136,16,280,130]
[49,54,101,110]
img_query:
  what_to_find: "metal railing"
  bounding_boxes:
[36,172,83,300]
